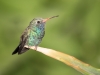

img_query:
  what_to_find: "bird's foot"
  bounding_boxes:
[34,46,37,50]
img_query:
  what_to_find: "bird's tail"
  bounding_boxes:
[12,44,29,55]
[12,46,19,55]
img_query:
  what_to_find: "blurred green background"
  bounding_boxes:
[0,0,100,75]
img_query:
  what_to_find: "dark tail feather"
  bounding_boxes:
[12,45,29,55]
[12,46,19,55]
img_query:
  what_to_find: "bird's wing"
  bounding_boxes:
[20,28,29,43]
[18,28,30,54]
[12,28,30,55]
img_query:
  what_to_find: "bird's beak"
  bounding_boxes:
[42,15,59,23]
[42,18,50,23]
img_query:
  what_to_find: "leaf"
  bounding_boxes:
[25,46,100,75]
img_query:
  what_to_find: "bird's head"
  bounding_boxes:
[30,15,59,27]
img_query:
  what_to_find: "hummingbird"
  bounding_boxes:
[12,15,59,55]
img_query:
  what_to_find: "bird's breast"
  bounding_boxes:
[27,27,45,46]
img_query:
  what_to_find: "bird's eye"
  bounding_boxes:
[37,21,40,23]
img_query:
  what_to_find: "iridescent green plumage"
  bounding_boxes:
[12,15,59,55]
